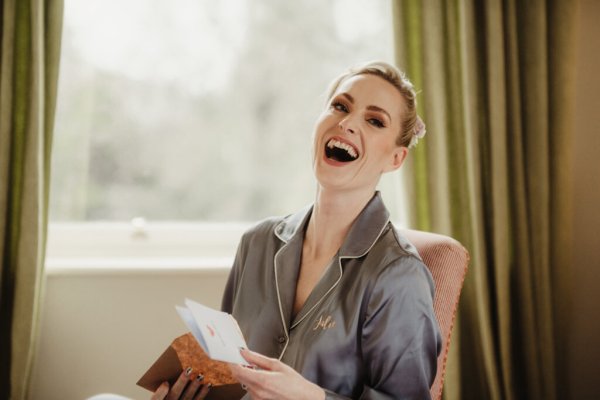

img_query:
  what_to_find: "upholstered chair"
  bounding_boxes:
[401,229,469,400]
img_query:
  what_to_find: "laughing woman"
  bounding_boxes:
[158,61,441,400]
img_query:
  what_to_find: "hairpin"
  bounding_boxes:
[409,116,426,148]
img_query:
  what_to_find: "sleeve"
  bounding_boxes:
[333,257,441,400]
[221,234,247,313]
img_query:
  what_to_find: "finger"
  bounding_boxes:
[229,363,257,383]
[181,374,204,400]
[150,381,169,400]
[244,387,260,400]
[165,367,193,400]
[239,348,280,371]
[229,363,244,377]
[193,383,212,400]
[230,362,277,389]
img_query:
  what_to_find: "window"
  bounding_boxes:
[47,0,405,265]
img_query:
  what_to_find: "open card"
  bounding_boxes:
[175,299,249,366]
[136,332,246,400]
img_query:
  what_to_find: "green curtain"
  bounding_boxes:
[0,0,63,398]
[392,1,577,399]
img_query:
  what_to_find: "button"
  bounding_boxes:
[278,336,286,343]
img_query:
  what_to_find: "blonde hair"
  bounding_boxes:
[326,61,420,148]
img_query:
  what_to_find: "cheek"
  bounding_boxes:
[367,138,396,163]
[312,113,332,145]
[314,113,330,134]
[311,124,323,161]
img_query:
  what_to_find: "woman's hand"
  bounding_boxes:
[230,348,325,400]
[150,367,211,400]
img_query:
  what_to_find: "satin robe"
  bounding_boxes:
[222,192,441,399]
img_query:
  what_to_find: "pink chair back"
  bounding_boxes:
[401,229,469,400]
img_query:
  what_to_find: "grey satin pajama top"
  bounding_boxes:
[221,192,442,399]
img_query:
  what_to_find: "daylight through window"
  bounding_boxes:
[50,0,399,223]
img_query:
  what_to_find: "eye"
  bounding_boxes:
[367,118,385,128]
[332,101,349,113]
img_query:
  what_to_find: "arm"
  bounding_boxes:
[221,233,247,313]
[354,257,441,399]
[318,258,439,400]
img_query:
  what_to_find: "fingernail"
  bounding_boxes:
[196,374,204,381]
[185,367,193,376]
[207,383,213,390]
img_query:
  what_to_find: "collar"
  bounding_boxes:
[273,191,390,258]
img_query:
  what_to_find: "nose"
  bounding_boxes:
[338,116,358,135]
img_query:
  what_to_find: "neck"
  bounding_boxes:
[304,186,376,259]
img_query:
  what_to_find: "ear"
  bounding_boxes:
[383,146,408,172]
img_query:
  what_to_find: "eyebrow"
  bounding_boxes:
[340,93,354,103]
[367,105,392,123]
[338,93,392,123]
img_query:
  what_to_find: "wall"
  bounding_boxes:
[29,267,230,400]
[569,0,600,398]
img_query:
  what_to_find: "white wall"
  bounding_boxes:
[30,267,230,400]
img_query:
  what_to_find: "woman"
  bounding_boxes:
[156,61,441,400]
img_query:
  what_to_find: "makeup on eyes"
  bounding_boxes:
[331,92,391,126]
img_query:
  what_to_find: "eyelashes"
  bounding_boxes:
[330,100,386,128]
[367,118,385,128]
[332,101,348,113]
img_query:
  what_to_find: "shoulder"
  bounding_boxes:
[373,222,422,261]
[231,217,282,260]
[369,224,436,300]
[240,216,283,242]
[240,203,312,246]
[362,247,436,330]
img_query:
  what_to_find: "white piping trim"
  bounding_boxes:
[278,333,290,361]
[273,245,290,361]
[290,259,343,330]
[351,218,391,259]
[274,222,287,243]
[288,220,391,328]
[274,218,391,360]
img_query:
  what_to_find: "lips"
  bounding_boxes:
[324,137,359,163]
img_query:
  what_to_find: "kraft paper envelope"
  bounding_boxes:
[176,299,249,365]
[137,333,245,400]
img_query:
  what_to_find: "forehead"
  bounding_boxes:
[333,74,406,119]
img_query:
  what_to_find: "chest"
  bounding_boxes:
[293,253,336,317]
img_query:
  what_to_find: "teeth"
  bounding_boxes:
[327,139,358,158]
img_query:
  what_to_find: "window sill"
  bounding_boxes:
[45,221,248,275]
[44,257,234,276]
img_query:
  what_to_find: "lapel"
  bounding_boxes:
[273,192,391,332]
[290,253,342,329]
[273,205,312,334]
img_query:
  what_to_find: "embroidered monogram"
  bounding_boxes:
[313,314,336,331]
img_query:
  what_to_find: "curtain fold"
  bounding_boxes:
[392,1,577,399]
[0,0,63,398]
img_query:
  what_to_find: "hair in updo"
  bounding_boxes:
[325,61,424,148]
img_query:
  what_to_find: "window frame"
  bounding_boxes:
[45,0,404,274]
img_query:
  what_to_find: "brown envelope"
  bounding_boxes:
[137,332,245,400]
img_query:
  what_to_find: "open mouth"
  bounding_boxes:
[325,138,359,162]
